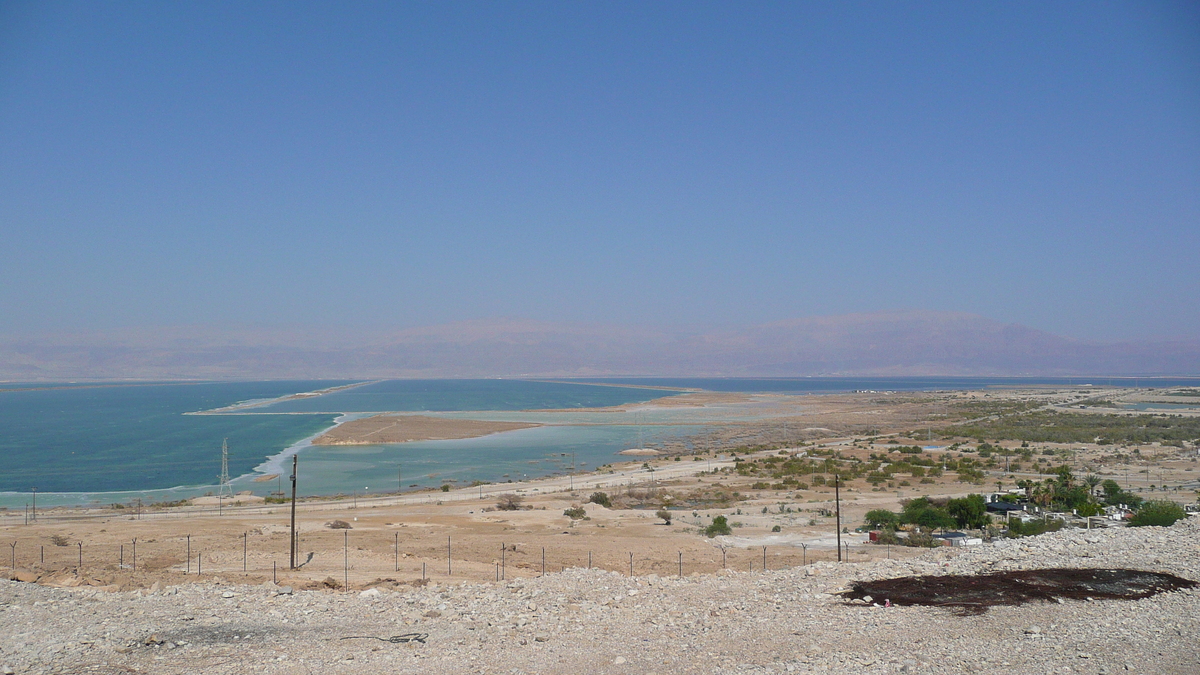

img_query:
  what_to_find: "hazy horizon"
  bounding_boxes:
[3,310,1197,380]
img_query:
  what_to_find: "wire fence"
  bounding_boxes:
[2,530,883,588]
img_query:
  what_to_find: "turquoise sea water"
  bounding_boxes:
[0,379,673,507]
[0,381,352,495]
[251,379,682,413]
[291,424,702,497]
[7,376,1200,508]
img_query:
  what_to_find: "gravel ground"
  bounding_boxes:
[2,518,1197,675]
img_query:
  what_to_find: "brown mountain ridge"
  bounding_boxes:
[1,311,1196,380]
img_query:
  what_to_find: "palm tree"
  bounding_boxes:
[1031,480,1056,509]
[1084,474,1101,498]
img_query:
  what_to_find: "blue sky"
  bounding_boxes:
[1,1,1197,341]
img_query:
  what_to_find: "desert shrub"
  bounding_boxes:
[563,506,587,520]
[957,467,986,484]
[902,530,940,547]
[325,520,352,529]
[441,484,451,492]
[50,534,71,547]
[588,492,612,507]
[655,508,673,525]
[705,515,732,537]
[496,493,524,511]
[873,529,899,545]
[771,525,781,532]
[1129,500,1187,527]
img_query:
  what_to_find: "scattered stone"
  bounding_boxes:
[2,514,1198,675]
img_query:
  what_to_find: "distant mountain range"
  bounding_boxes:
[1,311,1197,380]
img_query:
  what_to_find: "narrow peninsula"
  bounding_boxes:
[312,414,540,445]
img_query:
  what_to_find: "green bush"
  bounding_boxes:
[1129,500,1187,527]
[1005,517,1064,537]
[901,497,955,530]
[441,484,451,492]
[563,506,588,520]
[655,508,673,525]
[705,515,732,537]
[946,494,990,529]
[863,509,900,529]
[588,492,611,507]
[1100,479,1143,509]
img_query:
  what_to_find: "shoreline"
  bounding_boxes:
[11,382,1198,509]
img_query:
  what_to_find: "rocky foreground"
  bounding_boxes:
[2,519,1198,675]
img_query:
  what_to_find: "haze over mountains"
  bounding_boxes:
[1,311,1196,381]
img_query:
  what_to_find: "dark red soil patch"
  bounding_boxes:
[841,568,1196,615]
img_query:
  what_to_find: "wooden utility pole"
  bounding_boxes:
[835,474,842,562]
[289,455,298,569]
